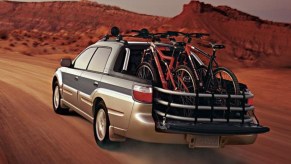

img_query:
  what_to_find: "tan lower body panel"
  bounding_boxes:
[122,101,257,146]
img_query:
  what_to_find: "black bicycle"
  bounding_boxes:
[165,31,240,98]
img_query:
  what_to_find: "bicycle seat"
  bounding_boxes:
[210,43,225,50]
[175,42,186,47]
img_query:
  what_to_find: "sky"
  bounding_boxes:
[8,0,291,23]
[92,0,291,23]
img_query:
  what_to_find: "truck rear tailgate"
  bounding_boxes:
[152,86,270,135]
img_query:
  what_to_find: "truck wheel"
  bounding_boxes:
[93,101,111,147]
[52,82,69,114]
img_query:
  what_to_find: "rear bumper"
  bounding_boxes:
[125,102,258,146]
[155,120,270,135]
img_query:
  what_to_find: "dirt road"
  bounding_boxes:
[0,53,290,164]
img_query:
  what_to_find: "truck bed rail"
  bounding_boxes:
[152,86,270,135]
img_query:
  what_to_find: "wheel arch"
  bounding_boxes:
[52,76,58,90]
[52,69,63,90]
[92,97,105,117]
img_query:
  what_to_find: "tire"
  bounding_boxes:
[174,65,197,117]
[136,62,158,84]
[213,67,240,109]
[52,82,69,114]
[196,65,208,87]
[175,65,197,93]
[93,101,111,147]
[213,67,240,95]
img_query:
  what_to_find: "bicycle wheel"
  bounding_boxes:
[213,67,240,116]
[136,62,158,83]
[175,65,197,117]
[196,65,207,87]
[213,67,240,95]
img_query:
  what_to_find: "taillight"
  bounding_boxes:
[248,98,254,106]
[133,85,152,103]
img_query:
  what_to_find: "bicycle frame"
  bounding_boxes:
[142,43,177,90]
[178,44,219,92]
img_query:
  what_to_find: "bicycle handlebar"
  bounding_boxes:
[130,29,170,42]
[166,31,209,39]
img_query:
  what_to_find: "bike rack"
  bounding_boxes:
[153,86,254,123]
[152,86,270,135]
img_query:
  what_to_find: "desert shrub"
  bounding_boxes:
[38,37,44,42]
[23,32,31,38]
[4,47,12,51]
[21,51,32,56]
[22,42,28,46]
[41,42,49,46]
[33,41,39,47]
[0,31,9,40]
[52,36,58,42]
[14,36,21,41]
[70,48,79,52]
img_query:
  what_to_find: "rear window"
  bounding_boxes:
[113,43,175,76]
[113,44,149,75]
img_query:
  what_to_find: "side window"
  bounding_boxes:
[74,48,96,69]
[87,47,111,72]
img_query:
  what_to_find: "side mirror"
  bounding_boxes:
[60,58,72,67]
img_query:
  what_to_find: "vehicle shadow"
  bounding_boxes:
[63,111,243,164]
[103,139,243,164]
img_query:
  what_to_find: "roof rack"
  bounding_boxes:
[101,27,168,43]
[100,27,127,43]
[100,27,210,44]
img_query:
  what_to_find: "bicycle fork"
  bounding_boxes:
[187,55,203,89]
[204,51,217,92]
[161,60,178,90]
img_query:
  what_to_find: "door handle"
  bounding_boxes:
[75,76,79,81]
[93,81,99,87]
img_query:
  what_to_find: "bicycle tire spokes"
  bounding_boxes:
[175,66,196,117]
[215,70,235,95]
[213,68,240,107]
[137,64,155,81]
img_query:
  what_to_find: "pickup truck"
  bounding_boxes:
[52,38,269,148]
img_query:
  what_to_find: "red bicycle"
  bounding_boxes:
[133,29,197,115]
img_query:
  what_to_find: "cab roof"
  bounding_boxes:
[92,40,173,49]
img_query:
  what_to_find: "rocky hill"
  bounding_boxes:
[158,1,291,67]
[0,0,290,67]
[0,1,168,55]
[0,1,167,32]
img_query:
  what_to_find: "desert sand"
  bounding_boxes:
[0,52,290,164]
[0,1,291,163]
